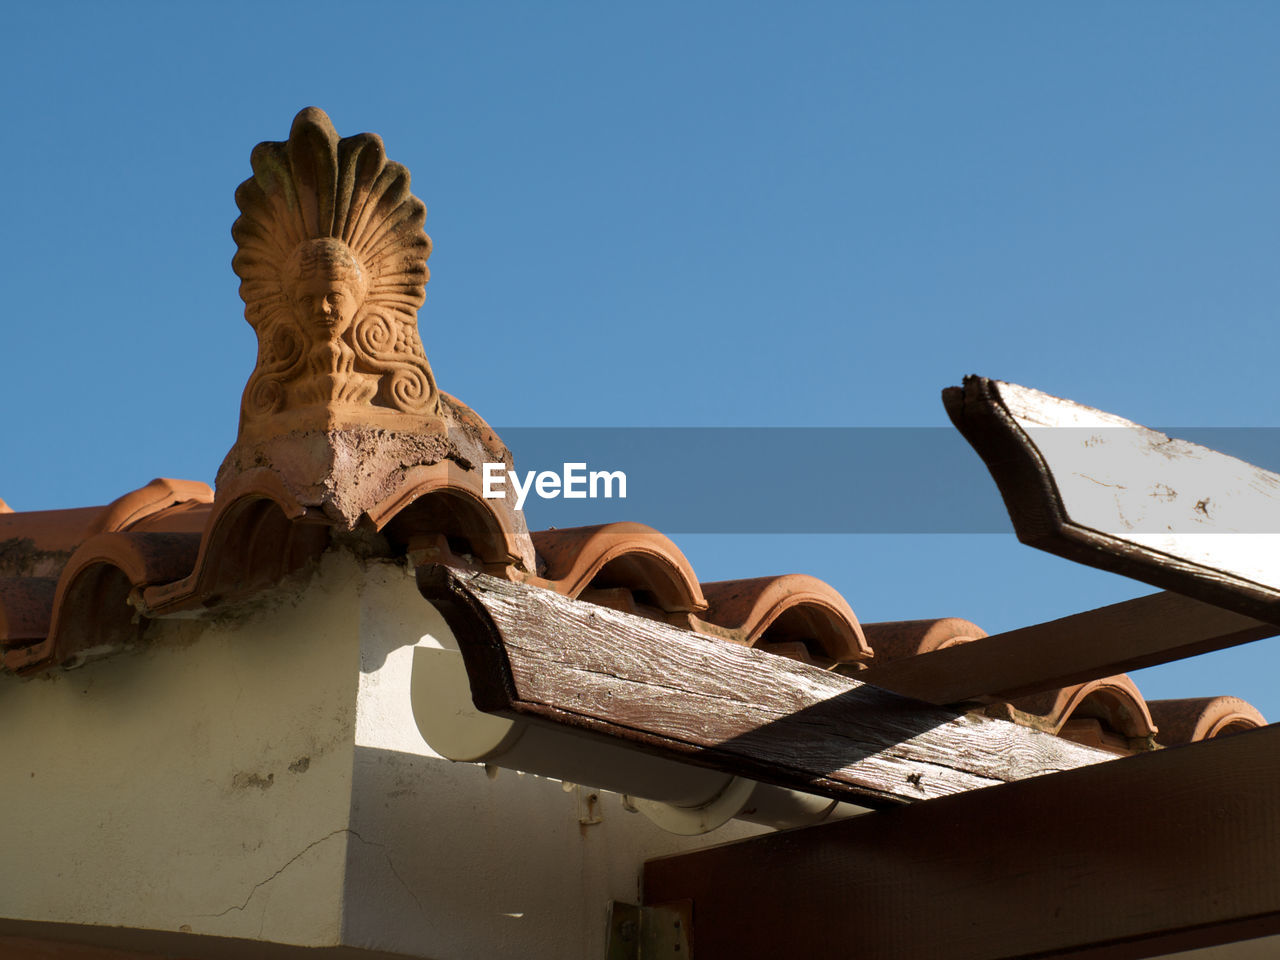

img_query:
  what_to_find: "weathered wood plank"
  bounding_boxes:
[945,376,1280,622]
[644,723,1280,960]
[417,564,1112,808]
[859,589,1278,704]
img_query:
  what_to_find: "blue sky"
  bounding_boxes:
[4,3,1280,713]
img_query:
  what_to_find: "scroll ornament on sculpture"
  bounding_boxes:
[231,107,440,435]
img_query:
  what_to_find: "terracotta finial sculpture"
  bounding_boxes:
[231,106,440,438]
[216,109,536,573]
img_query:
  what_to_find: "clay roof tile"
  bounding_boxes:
[0,481,216,672]
[1147,696,1267,746]
[531,523,707,615]
[995,675,1159,755]
[697,575,871,665]
[860,617,988,663]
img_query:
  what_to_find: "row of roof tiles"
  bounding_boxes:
[0,477,1263,755]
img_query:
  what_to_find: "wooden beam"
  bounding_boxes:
[416,564,1112,808]
[946,376,1280,622]
[644,723,1280,960]
[859,590,1278,704]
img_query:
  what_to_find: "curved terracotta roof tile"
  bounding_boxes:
[373,469,533,572]
[997,675,1158,754]
[531,523,707,614]
[141,494,329,617]
[696,575,871,665]
[0,577,57,646]
[87,478,214,537]
[128,498,214,535]
[4,532,203,673]
[2,456,539,675]
[0,479,214,582]
[1147,696,1267,746]
[64,532,204,592]
[207,468,310,523]
[860,617,988,664]
[0,506,114,579]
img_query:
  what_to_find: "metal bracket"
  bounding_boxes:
[606,900,691,959]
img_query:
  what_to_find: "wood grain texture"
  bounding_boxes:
[859,589,1278,704]
[644,723,1280,960]
[417,564,1112,808]
[945,376,1280,622]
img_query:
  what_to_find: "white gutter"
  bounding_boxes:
[410,646,869,835]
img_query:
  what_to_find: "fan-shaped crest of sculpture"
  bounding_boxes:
[231,107,440,437]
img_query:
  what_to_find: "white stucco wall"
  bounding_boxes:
[0,555,362,947]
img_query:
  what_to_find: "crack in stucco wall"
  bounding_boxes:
[199,828,351,920]
[199,826,424,926]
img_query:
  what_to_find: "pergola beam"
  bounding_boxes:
[644,724,1280,960]
[859,589,1277,704]
[417,564,1111,808]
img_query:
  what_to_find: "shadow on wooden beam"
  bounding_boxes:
[417,564,1111,808]
[644,723,1280,960]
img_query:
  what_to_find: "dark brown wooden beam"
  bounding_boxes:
[644,723,1280,960]
[946,375,1280,623]
[859,590,1278,704]
[417,564,1112,808]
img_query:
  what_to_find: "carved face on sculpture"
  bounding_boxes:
[233,108,440,428]
[285,238,367,338]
